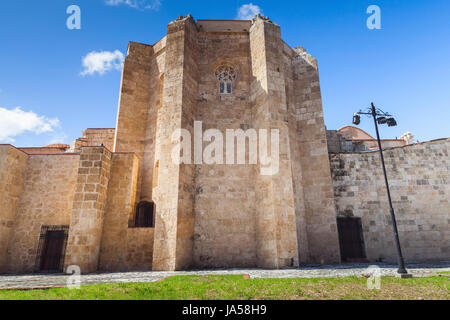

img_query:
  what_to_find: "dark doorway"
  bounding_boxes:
[337,217,367,262]
[39,228,68,272]
[135,201,155,228]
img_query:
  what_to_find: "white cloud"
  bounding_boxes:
[80,50,124,76]
[105,0,161,10]
[237,3,262,20]
[0,107,60,143]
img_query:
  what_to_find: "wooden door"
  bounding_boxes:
[40,230,66,272]
[337,217,367,262]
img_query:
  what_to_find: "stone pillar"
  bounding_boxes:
[293,47,341,264]
[99,153,140,272]
[249,16,299,268]
[114,41,160,204]
[152,16,198,271]
[65,147,112,273]
[114,42,154,157]
[0,145,28,273]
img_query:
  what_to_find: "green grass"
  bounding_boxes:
[0,275,448,300]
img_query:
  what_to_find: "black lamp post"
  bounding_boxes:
[353,103,409,276]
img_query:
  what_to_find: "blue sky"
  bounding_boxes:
[0,0,449,147]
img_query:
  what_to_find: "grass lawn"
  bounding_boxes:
[0,275,448,300]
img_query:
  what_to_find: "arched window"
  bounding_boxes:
[135,201,155,228]
[215,65,237,94]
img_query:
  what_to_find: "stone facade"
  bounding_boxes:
[99,153,154,272]
[0,146,28,273]
[71,128,116,152]
[0,16,448,275]
[64,147,112,273]
[5,152,79,273]
[330,138,449,262]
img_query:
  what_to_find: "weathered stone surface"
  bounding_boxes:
[65,147,112,273]
[330,139,450,263]
[250,18,300,268]
[72,128,116,152]
[5,152,79,273]
[152,16,198,271]
[99,153,154,272]
[0,146,28,273]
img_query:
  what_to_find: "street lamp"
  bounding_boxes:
[353,103,410,276]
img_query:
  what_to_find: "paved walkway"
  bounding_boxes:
[0,262,449,290]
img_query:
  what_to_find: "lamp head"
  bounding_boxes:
[387,118,397,127]
[377,117,387,124]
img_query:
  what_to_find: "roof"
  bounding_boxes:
[44,144,70,148]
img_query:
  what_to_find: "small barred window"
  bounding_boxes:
[215,65,237,94]
[135,201,155,228]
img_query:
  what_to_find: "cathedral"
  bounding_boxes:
[0,15,448,274]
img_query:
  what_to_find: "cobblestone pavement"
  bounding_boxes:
[0,262,449,289]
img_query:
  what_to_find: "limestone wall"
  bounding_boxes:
[114,42,154,158]
[326,130,353,153]
[99,153,153,271]
[197,20,252,33]
[110,16,344,270]
[0,146,28,272]
[113,39,165,203]
[249,18,299,268]
[283,49,311,264]
[65,147,111,273]
[330,139,450,262]
[174,17,199,270]
[192,30,257,268]
[73,129,116,151]
[152,16,198,271]
[140,44,165,202]
[6,153,79,273]
[289,46,341,264]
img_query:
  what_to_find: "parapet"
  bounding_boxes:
[197,20,252,33]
